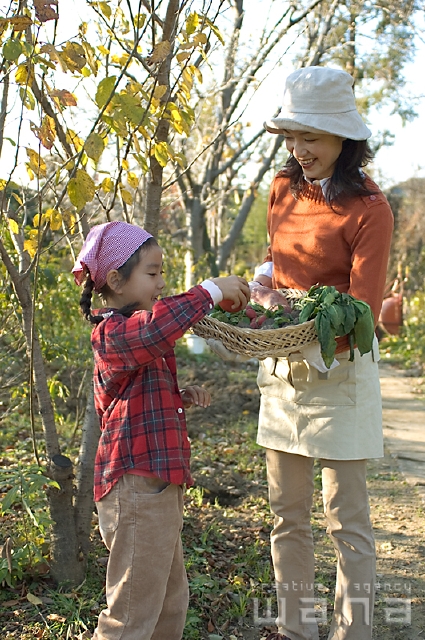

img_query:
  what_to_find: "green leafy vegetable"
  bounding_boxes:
[294,285,375,367]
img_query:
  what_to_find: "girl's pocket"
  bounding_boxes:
[96,482,120,542]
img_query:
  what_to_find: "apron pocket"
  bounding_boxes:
[259,354,356,406]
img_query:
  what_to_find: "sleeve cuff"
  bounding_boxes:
[254,262,273,278]
[199,280,223,305]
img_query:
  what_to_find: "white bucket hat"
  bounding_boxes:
[264,66,371,140]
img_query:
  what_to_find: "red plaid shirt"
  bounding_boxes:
[91,285,213,501]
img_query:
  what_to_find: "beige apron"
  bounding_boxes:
[257,338,383,460]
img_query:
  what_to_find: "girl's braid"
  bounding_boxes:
[80,275,103,325]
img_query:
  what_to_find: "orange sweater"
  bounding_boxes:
[265,174,394,349]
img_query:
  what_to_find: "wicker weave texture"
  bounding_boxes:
[192,316,317,359]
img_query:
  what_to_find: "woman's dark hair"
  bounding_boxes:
[80,236,159,325]
[279,139,376,206]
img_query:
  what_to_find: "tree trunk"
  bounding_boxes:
[144,0,179,235]
[48,455,85,586]
[74,384,99,561]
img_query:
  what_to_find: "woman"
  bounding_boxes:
[252,67,393,640]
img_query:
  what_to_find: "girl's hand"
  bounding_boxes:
[180,385,211,409]
[211,275,250,310]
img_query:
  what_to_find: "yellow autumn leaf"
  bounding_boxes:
[24,239,38,257]
[0,178,7,190]
[176,51,190,63]
[66,129,84,152]
[11,192,23,206]
[138,126,151,140]
[127,172,139,189]
[153,84,168,100]
[26,148,47,177]
[67,169,96,211]
[101,176,114,192]
[98,1,112,19]
[193,32,207,45]
[120,188,133,205]
[133,13,146,29]
[182,68,194,87]
[44,208,62,231]
[49,89,77,108]
[186,12,199,35]
[33,213,42,227]
[121,158,129,171]
[192,65,203,83]
[40,43,66,72]
[31,115,56,150]
[132,133,141,153]
[8,219,19,234]
[149,40,171,63]
[59,42,87,74]
[153,141,169,167]
[111,53,130,66]
[15,63,35,86]
[61,208,77,233]
[169,107,183,123]
[97,45,110,56]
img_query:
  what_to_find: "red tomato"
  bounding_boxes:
[219,299,244,313]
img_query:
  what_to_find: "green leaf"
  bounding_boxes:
[353,307,375,355]
[342,302,356,334]
[326,303,345,332]
[298,300,316,323]
[67,169,96,211]
[315,310,337,368]
[1,485,21,513]
[95,75,117,109]
[85,132,105,162]
[3,38,23,62]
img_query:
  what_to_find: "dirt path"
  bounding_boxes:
[380,361,425,503]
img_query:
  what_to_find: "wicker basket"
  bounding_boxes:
[192,288,318,359]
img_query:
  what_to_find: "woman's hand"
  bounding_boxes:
[180,385,211,409]
[211,275,250,311]
[249,282,292,312]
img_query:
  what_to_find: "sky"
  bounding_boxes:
[1,1,424,189]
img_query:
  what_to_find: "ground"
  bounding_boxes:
[1,351,424,639]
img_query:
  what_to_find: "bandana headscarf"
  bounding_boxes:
[72,221,153,291]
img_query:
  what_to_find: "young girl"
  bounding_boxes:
[251,67,394,640]
[71,220,250,640]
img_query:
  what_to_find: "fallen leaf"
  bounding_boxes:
[27,592,43,605]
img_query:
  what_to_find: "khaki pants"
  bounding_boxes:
[92,475,188,640]
[266,450,376,640]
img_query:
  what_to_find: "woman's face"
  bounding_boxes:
[283,130,345,180]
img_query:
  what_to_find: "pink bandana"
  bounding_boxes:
[72,221,153,291]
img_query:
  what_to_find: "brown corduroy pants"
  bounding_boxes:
[266,450,376,640]
[92,475,188,640]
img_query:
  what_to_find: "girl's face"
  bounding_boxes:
[106,244,165,311]
[283,130,345,180]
